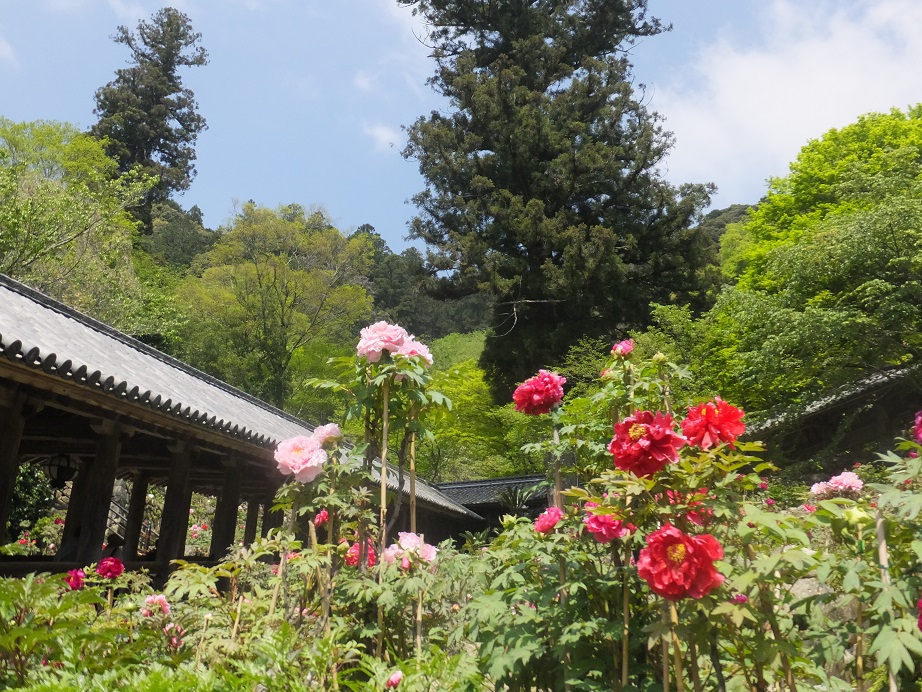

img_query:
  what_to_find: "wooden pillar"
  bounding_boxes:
[0,388,26,542]
[158,441,193,572]
[243,497,261,546]
[60,455,91,556]
[76,421,123,564]
[123,472,150,561]
[210,460,242,559]
[261,485,283,537]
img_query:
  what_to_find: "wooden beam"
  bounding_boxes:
[76,420,124,564]
[210,460,242,559]
[243,497,261,546]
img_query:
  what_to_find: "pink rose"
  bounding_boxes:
[356,321,410,363]
[534,506,564,534]
[274,435,327,483]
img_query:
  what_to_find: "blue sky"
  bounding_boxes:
[3,0,921,250]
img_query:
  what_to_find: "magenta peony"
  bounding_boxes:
[681,398,745,450]
[356,321,410,363]
[611,339,634,357]
[609,411,687,477]
[96,557,124,579]
[65,568,84,590]
[313,509,329,526]
[914,410,922,444]
[636,525,724,601]
[534,506,564,534]
[274,435,327,483]
[917,596,922,632]
[513,370,566,415]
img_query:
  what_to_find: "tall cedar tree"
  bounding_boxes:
[401,0,716,399]
[92,8,207,233]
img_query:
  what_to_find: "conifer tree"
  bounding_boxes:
[92,7,208,233]
[401,0,716,398]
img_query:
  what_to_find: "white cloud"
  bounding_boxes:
[651,0,922,206]
[354,70,374,93]
[0,35,17,70]
[362,123,403,152]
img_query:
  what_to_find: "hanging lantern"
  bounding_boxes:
[40,454,80,489]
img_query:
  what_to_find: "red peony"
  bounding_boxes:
[314,509,329,526]
[608,411,686,477]
[681,398,745,450]
[513,370,566,415]
[534,506,564,534]
[344,540,376,568]
[96,557,124,579]
[636,525,724,601]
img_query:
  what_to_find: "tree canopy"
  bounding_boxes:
[91,7,208,233]
[401,0,716,398]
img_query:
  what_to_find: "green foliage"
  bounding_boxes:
[179,203,373,407]
[402,0,718,399]
[140,200,215,269]
[0,118,154,329]
[6,465,53,544]
[91,8,208,232]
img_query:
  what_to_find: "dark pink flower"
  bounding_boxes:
[681,398,745,450]
[584,511,634,543]
[609,411,686,477]
[731,594,748,604]
[96,557,124,579]
[65,569,84,590]
[915,410,922,444]
[636,525,724,601]
[534,506,564,534]
[611,339,634,357]
[314,509,329,526]
[802,504,817,513]
[917,597,922,632]
[386,670,404,688]
[513,370,566,415]
[765,498,775,506]
[344,539,376,568]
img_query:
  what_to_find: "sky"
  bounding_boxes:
[3,0,922,251]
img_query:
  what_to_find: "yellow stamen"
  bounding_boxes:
[666,543,686,565]
[628,424,646,441]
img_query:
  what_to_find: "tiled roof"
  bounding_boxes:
[438,475,547,506]
[0,274,478,519]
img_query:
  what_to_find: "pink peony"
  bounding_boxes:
[356,321,410,363]
[386,670,404,688]
[274,435,327,483]
[609,411,687,477]
[96,557,124,579]
[382,532,438,568]
[584,511,634,543]
[811,471,862,499]
[312,423,342,448]
[142,594,171,617]
[65,569,84,590]
[513,370,566,415]
[802,504,817,513]
[611,339,634,357]
[397,338,433,366]
[534,506,564,534]
[313,509,329,526]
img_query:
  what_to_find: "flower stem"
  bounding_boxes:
[669,602,685,692]
[376,378,391,658]
[661,606,671,692]
[621,543,630,689]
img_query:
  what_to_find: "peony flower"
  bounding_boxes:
[534,506,564,534]
[731,594,748,604]
[513,370,566,415]
[65,569,84,590]
[915,410,922,444]
[383,532,438,568]
[811,471,862,499]
[344,540,377,568]
[53,517,65,525]
[681,398,745,450]
[636,524,724,601]
[802,504,817,513]
[313,509,329,526]
[386,670,404,688]
[765,498,775,506]
[397,338,433,367]
[609,411,687,477]
[274,435,327,483]
[664,489,712,527]
[356,321,410,363]
[96,557,124,579]
[611,339,634,357]
[584,511,634,543]
[142,594,171,617]
[917,596,922,632]
[311,423,342,448]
